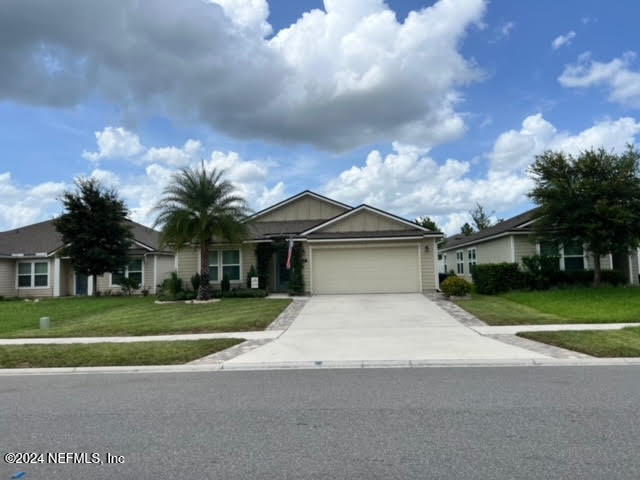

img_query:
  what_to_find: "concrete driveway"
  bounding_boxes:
[226,294,548,366]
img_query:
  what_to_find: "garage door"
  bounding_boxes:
[311,246,420,294]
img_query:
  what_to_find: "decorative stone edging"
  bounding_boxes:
[424,292,486,327]
[154,299,220,305]
[266,298,308,331]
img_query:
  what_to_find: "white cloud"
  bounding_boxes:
[551,31,576,50]
[0,173,66,230]
[142,139,203,167]
[324,114,640,235]
[490,114,640,172]
[82,127,144,162]
[0,0,487,151]
[558,52,640,108]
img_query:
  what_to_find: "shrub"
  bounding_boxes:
[221,274,230,295]
[521,255,562,290]
[162,272,183,297]
[119,276,141,296]
[441,276,472,297]
[246,265,258,288]
[141,287,149,297]
[226,288,268,298]
[191,273,201,294]
[471,263,525,295]
[601,269,627,286]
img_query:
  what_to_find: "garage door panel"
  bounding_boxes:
[312,246,419,294]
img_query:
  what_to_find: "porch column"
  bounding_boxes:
[87,275,94,296]
[53,257,61,297]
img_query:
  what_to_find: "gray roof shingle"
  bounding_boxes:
[0,219,164,256]
[440,208,538,251]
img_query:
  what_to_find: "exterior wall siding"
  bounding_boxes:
[513,235,536,264]
[155,255,175,292]
[319,210,410,233]
[258,196,347,222]
[420,237,437,291]
[0,260,16,297]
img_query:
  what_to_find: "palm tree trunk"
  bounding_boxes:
[593,253,601,287]
[199,242,211,300]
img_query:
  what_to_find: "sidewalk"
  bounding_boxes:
[0,330,282,345]
[472,322,640,335]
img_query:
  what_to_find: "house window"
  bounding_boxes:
[222,250,241,281]
[456,251,464,274]
[17,261,49,288]
[443,254,448,273]
[540,241,559,257]
[563,241,584,272]
[209,250,219,282]
[468,248,477,272]
[111,258,144,286]
[209,249,241,282]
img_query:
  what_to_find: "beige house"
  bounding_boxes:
[0,219,174,297]
[174,191,443,294]
[438,208,640,285]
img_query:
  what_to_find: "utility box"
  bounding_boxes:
[40,316,51,329]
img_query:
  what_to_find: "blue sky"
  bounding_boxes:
[0,0,639,234]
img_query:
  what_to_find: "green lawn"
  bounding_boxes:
[519,328,640,357]
[0,339,244,368]
[0,296,291,338]
[453,286,640,325]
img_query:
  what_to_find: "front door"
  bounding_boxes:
[276,251,291,292]
[75,273,88,296]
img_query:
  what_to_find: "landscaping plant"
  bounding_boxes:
[441,276,472,297]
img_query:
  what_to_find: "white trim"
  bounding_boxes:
[308,236,429,243]
[432,239,439,290]
[309,244,313,294]
[153,255,158,294]
[510,236,516,262]
[53,257,61,297]
[15,260,50,289]
[248,191,351,220]
[609,253,613,269]
[133,240,154,252]
[417,243,423,292]
[87,275,94,296]
[11,253,24,257]
[174,251,179,271]
[628,254,634,285]
[516,219,537,228]
[439,230,530,252]
[207,248,243,284]
[300,205,431,235]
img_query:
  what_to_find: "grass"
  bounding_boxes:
[453,286,640,325]
[0,296,291,338]
[519,328,640,357]
[0,339,244,368]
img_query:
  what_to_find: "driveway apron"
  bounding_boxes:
[225,294,548,365]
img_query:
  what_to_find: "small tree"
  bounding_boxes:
[460,222,474,236]
[415,216,439,231]
[54,178,133,295]
[470,203,494,231]
[153,165,250,300]
[529,146,640,286]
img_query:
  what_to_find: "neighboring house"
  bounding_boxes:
[438,208,640,285]
[0,220,174,297]
[174,190,443,294]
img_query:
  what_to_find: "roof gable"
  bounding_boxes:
[250,191,351,222]
[301,205,438,236]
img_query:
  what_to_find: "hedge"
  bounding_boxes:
[471,263,524,294]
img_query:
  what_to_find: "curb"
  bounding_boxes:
[2,357,640,376]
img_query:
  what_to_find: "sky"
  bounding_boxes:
[0,0,639,235]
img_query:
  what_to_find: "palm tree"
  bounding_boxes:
[153,165,250,300]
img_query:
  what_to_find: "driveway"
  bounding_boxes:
[226,294,548,365]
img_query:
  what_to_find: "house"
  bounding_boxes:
[438,208,640,285]
[0,219,174,297]
[174,191,443,294]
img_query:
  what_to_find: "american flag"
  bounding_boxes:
[286,239,294,270]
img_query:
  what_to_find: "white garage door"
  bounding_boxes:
[311,245,420,294]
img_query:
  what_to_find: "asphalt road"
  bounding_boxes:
[1,367,640,480]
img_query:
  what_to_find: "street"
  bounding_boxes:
[2,367,640,479]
